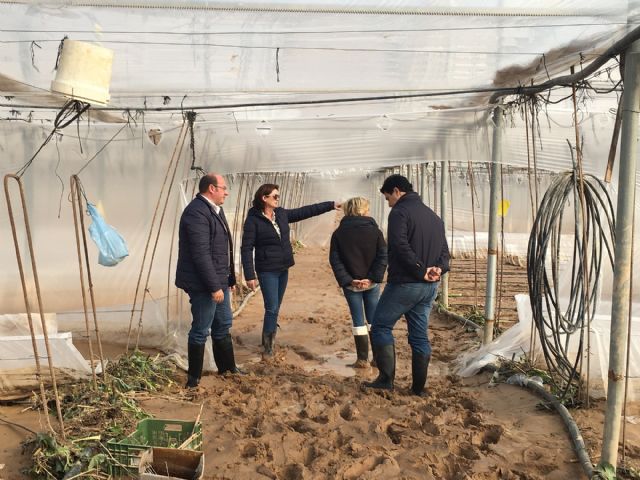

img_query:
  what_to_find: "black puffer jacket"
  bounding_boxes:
[329,216,387,288]
[175,195,236,294]
[386,192,449,284]
[241,201,334,279]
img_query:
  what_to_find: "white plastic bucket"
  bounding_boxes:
[51,40,114,105]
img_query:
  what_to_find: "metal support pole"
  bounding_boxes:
[484,104,503,344]
[600,39,640,468]
[440,159,449,308]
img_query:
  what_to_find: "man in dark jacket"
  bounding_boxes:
[364,174,449,396]
[175,173,241,388]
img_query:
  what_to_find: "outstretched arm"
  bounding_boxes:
[286,201,335,223]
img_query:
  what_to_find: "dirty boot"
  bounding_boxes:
[186,343,205,388]
[362,343,395,390]
[411,353,430,397]
[349,334,369,368]
[213,334,245,375]
[262,330,276,358]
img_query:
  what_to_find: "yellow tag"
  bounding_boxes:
[497,199,510,217]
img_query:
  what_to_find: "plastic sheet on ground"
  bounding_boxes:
[457,294,640,400]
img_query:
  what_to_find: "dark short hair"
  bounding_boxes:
[380,174,413,194]
[253,183,279,210]
[199,173,219,193]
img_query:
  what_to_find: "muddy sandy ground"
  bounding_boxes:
[1,247,639,479]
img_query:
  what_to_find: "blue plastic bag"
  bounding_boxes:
[87,203,129,266]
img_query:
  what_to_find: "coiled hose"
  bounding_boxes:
[527,171,615,401]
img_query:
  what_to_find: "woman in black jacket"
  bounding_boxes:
[241,183,338,358]
[329,197,387,368]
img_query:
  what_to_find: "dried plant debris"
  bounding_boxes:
[105,350,177,392]
[23,350,181,479]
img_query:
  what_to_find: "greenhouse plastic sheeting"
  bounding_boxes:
[0,332,94,397]
[0,1,639,399]
[0,1,631,104]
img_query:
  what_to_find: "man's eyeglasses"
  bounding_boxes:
[213,185,228,191]
[267,194,280,200]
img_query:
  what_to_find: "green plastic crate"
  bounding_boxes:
[107,419,203,477]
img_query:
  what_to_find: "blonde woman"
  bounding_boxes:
[329,197,387,368]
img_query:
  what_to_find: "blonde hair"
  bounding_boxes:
[343,197,370,217]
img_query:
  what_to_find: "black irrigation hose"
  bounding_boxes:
[507,374,594,478]
[527,171,615,401]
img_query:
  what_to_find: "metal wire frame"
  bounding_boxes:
[126,120,189,350]
[3,173,65,439]
[69,174,106,388]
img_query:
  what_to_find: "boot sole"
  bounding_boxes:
[362,383,394,390]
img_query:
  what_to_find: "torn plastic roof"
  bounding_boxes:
[0,1,633,109]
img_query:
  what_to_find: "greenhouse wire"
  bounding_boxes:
[621,207,635,464]
[463,161,479,308]
[70,174,103,389]
[496,163,505,333]
[232,174,246,306]
[134,123,189,349]
[15,100,89,178]
[125,120,188,351]
[570,67,593,407]
[3,174,64,439]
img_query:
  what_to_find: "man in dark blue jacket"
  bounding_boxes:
[364,174,449,396]
[175,173,241,388]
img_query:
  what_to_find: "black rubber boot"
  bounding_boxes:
[185,343,205,388]
[262,330,276,358]
[411,353,430,397]
[368,332,377,367]
[213,334,245,375]
[363,343,395,390]
[349,335,369,368]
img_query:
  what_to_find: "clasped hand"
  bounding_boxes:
[351,279,371,289]
[424,266,442,282]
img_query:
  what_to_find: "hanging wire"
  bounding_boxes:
[467,161,479,307]
[67,174,107,380]
[15,100,90,178]
[570,66,593,406]
[495,163,506,332]
[126,120,190,350]
[75,123,129,175]
[185,110,205,176]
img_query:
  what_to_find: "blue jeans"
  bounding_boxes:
[342,285,380,330]
[187,289,233,344]
[257,270,289,334]
[370,282,439,356]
